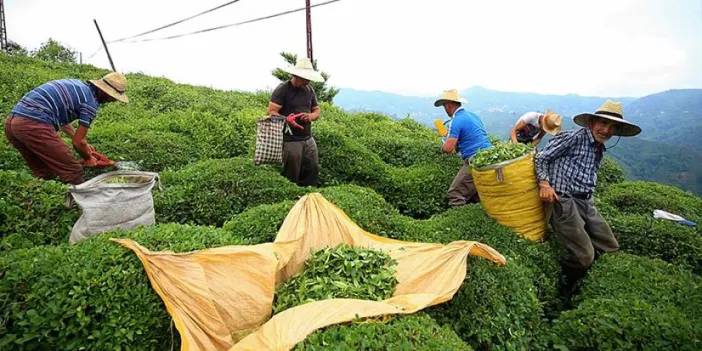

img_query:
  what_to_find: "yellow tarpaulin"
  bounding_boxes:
[471,152,546,241]
[114,193,506,351]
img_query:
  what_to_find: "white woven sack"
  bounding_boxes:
[69,171,159,244]
[254,115,285,165]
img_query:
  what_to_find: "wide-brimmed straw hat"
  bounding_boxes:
[89,72,129,103]
[542,110,562,135]
[573,100,641,137]
[282,57,324,83]
[434,89,467,107]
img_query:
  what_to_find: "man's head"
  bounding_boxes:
[434,89,467,117]
[282,57,324,85]
[89,72,129,104]
[290,75,310,88]
[573,100,641,142]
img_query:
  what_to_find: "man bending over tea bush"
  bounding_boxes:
[4,73,128,184]
[435,89,492,206]
[535,100,641,301]
[268,57,324,186]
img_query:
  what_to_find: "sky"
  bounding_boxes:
[5,0,702,97]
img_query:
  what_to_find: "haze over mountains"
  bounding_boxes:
[335,87,702,195]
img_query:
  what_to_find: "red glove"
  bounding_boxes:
[286,113,305,130]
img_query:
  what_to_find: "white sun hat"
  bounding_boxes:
[434,89,467,107]
[282,57,324,83]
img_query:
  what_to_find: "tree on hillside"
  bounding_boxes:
[272,52,339,104]
[31,38,76,64]
[5,40,28,56]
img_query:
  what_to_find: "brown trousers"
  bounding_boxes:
[283,137,319,186]
[447,159,479,206]
[550,196,619,270]
[4,116,84,184]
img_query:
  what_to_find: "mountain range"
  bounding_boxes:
[335,87,702,195]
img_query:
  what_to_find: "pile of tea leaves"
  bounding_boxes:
[472,141,533,169]
[273,245,398,313]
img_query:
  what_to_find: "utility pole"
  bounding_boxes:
[0,0,8,51]
[305,0,313,63]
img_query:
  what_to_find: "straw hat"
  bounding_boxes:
[282,57,324,82]
[573,100,641,137]
[89,72,129,103]
[434,89,467,107]
[541,110,562,135]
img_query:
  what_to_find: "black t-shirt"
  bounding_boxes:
[271,81,318,141]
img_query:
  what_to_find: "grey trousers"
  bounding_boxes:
[447,160,479,207]
[283,137,319,186]
[550,196,619,270]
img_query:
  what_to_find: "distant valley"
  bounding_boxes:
[335,87,702,194]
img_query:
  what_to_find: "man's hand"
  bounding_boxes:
[82,156,98,168]
[539,181,559,203]
[286,113,305,130]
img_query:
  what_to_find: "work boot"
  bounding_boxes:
[558,265,588,308]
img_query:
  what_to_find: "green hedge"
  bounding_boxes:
[0,224,249,350]
[547,298,701,350]
[596,156,626,191]
[609,214,702,273]
[428,259,542,350]
[381,163,454,218]
[0,171,78,250]
[577,253,701,317]
[295,313,472,351]
[600,180,702,223]
[223,200,295,244]
[155,158,305,226]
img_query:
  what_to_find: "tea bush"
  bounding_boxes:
[428,258,542,350]
[600,180,702,223]
[596,156,626,190]
[155,158,305,226]
[0,224,249,350]
[609,214,702,273]
[0,170,78,249]
[223,200,295,244]
[381,163,454,218]
[295,313,472,350]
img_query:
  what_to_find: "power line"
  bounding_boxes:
[109,0,243,43]
[122,0,341,43]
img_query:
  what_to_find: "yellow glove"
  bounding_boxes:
[434,119,448,137]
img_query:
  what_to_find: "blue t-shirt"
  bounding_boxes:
[448,107,492,159]
[11,79,99,131]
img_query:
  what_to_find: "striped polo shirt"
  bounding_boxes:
[11,79,100,130]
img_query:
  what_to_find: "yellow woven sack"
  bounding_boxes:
[114,193,506,351]
[471,152,546,241]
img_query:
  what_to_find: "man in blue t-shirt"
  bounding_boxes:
[4,72,128,184]
[435,89,492,206]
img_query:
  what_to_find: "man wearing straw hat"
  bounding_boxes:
[268,57,324,186]
[509,110,562,146]
[435,89,492,206]
[4,72,129,184]
[535,100,641,302]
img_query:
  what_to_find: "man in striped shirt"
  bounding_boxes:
[535,100,641,302]
[4,72,128,184]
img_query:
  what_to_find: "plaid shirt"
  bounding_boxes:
[535,128,604,195]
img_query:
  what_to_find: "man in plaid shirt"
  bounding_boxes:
[535,100,641,302]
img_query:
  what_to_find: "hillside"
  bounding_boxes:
[1,53,701,350]
[335,87,702,194]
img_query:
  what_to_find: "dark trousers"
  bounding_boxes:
[447,159,479,206]
[4,115,83,184]
[283,137,319,186]
[550,196,619,270]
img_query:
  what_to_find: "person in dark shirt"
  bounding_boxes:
[4,72,128,184]
[535,100,641,302]
[267,57,324,186]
